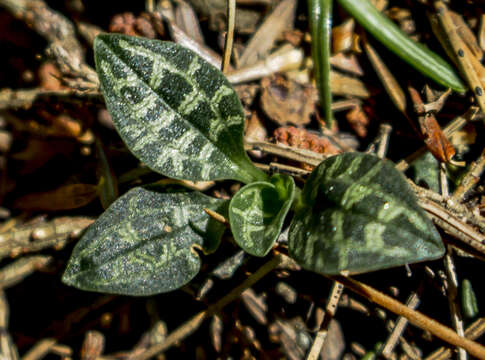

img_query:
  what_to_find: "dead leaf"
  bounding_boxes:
[329,53,363,76]
[245,112,267,158]
[408,86,456,163]
[174,0,204,45]
[239,0,297,67]
[227,44,304,84]
[449,123,477,155]
[14,183,98,211]
[245,112,266,141]
[450,11,483,60]
[283,29,304,47]
[332,19,355,53]
[12,138,76,175]
[260,75,317,126]
[387,7,416,35]
[330,71,370,98]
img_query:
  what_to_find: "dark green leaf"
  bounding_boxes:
[62,186,227,296]
[336,0,466,92]
[229,174,295,257]
[94,34,266,183]
[289,153,444,275]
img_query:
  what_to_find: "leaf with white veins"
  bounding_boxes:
[94,34,266,183]
[229,174,294,257]
[289,153,444,275]
[63,186,227,295]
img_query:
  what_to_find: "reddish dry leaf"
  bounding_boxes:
[260,75,317,126]
[14,183,98,211]
[408,86,456,163]
[274,126,341,155]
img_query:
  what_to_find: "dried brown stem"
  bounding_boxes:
[0,217,94,261]
[221,0,236,73]
[426,318,485,359]
[329,275,485,359]
[0,290,18,360]
[434,1,485,113]
[0,255,51,289]
[381,292,420,358]
[306,281,344,360]
[451,148,485,202]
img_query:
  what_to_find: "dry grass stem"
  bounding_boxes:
[381,292,420,358]
[330,275,485,359]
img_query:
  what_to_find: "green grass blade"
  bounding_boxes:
[336,0,466,92]
[308,0,334,127]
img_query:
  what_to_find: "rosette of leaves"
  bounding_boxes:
[63,34,445,296]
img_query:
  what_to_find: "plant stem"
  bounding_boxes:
[308,0,334,128]
[222,0,236,73]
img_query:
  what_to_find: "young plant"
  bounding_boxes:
[62,34,445,296]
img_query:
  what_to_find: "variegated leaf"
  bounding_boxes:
[229,174,294,257]
[62,186,227,295]
[94,34,266,183]
[289,153,444,275]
